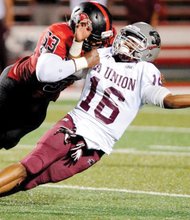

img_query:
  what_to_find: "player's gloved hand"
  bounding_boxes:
[84,48,100,68]
[69,15,92,58]
[70,141,86,161]
[63,141,86,167]
[75,18,92,42]
[54,125,86,165]
[54,126,77,144]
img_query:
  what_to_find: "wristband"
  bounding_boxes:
[72,57,88,71]
[69,39,83,57]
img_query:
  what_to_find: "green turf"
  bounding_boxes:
[1,187,190,220]
[0,100,190,219]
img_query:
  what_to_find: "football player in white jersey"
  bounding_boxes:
[1,22,190,197]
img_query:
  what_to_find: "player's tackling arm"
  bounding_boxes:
[36,49,99,83]
[164,94,190,109]
[36,18,98,83]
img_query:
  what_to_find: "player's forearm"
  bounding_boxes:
[36,53,87,82]
[164,94,190,109]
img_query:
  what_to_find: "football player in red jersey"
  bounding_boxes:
[0,2,114,150]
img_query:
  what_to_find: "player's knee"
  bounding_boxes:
[0,134,20,150]
[21,156,44,175]
[0,139,20,150]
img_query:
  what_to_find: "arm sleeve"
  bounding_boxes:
[140,62,171,107]
[142,85,171,108]
[36,53,76,82]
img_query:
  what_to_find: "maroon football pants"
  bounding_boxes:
[21,114,104,190]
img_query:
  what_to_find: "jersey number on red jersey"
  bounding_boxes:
[41,31,60,53]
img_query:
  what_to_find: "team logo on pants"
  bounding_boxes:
[87,158,95,166]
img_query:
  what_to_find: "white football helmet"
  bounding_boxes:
[112,22,161,62]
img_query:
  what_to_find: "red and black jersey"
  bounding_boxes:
[8,22,73,82]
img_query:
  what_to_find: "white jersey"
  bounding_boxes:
[69,48,171,154]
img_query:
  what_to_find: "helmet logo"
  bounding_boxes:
[73,12,92,31]
[74,12,91,24]
[79,13,89,21]
[150,31,161,47]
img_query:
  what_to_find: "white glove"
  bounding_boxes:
[70,142,86,161]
